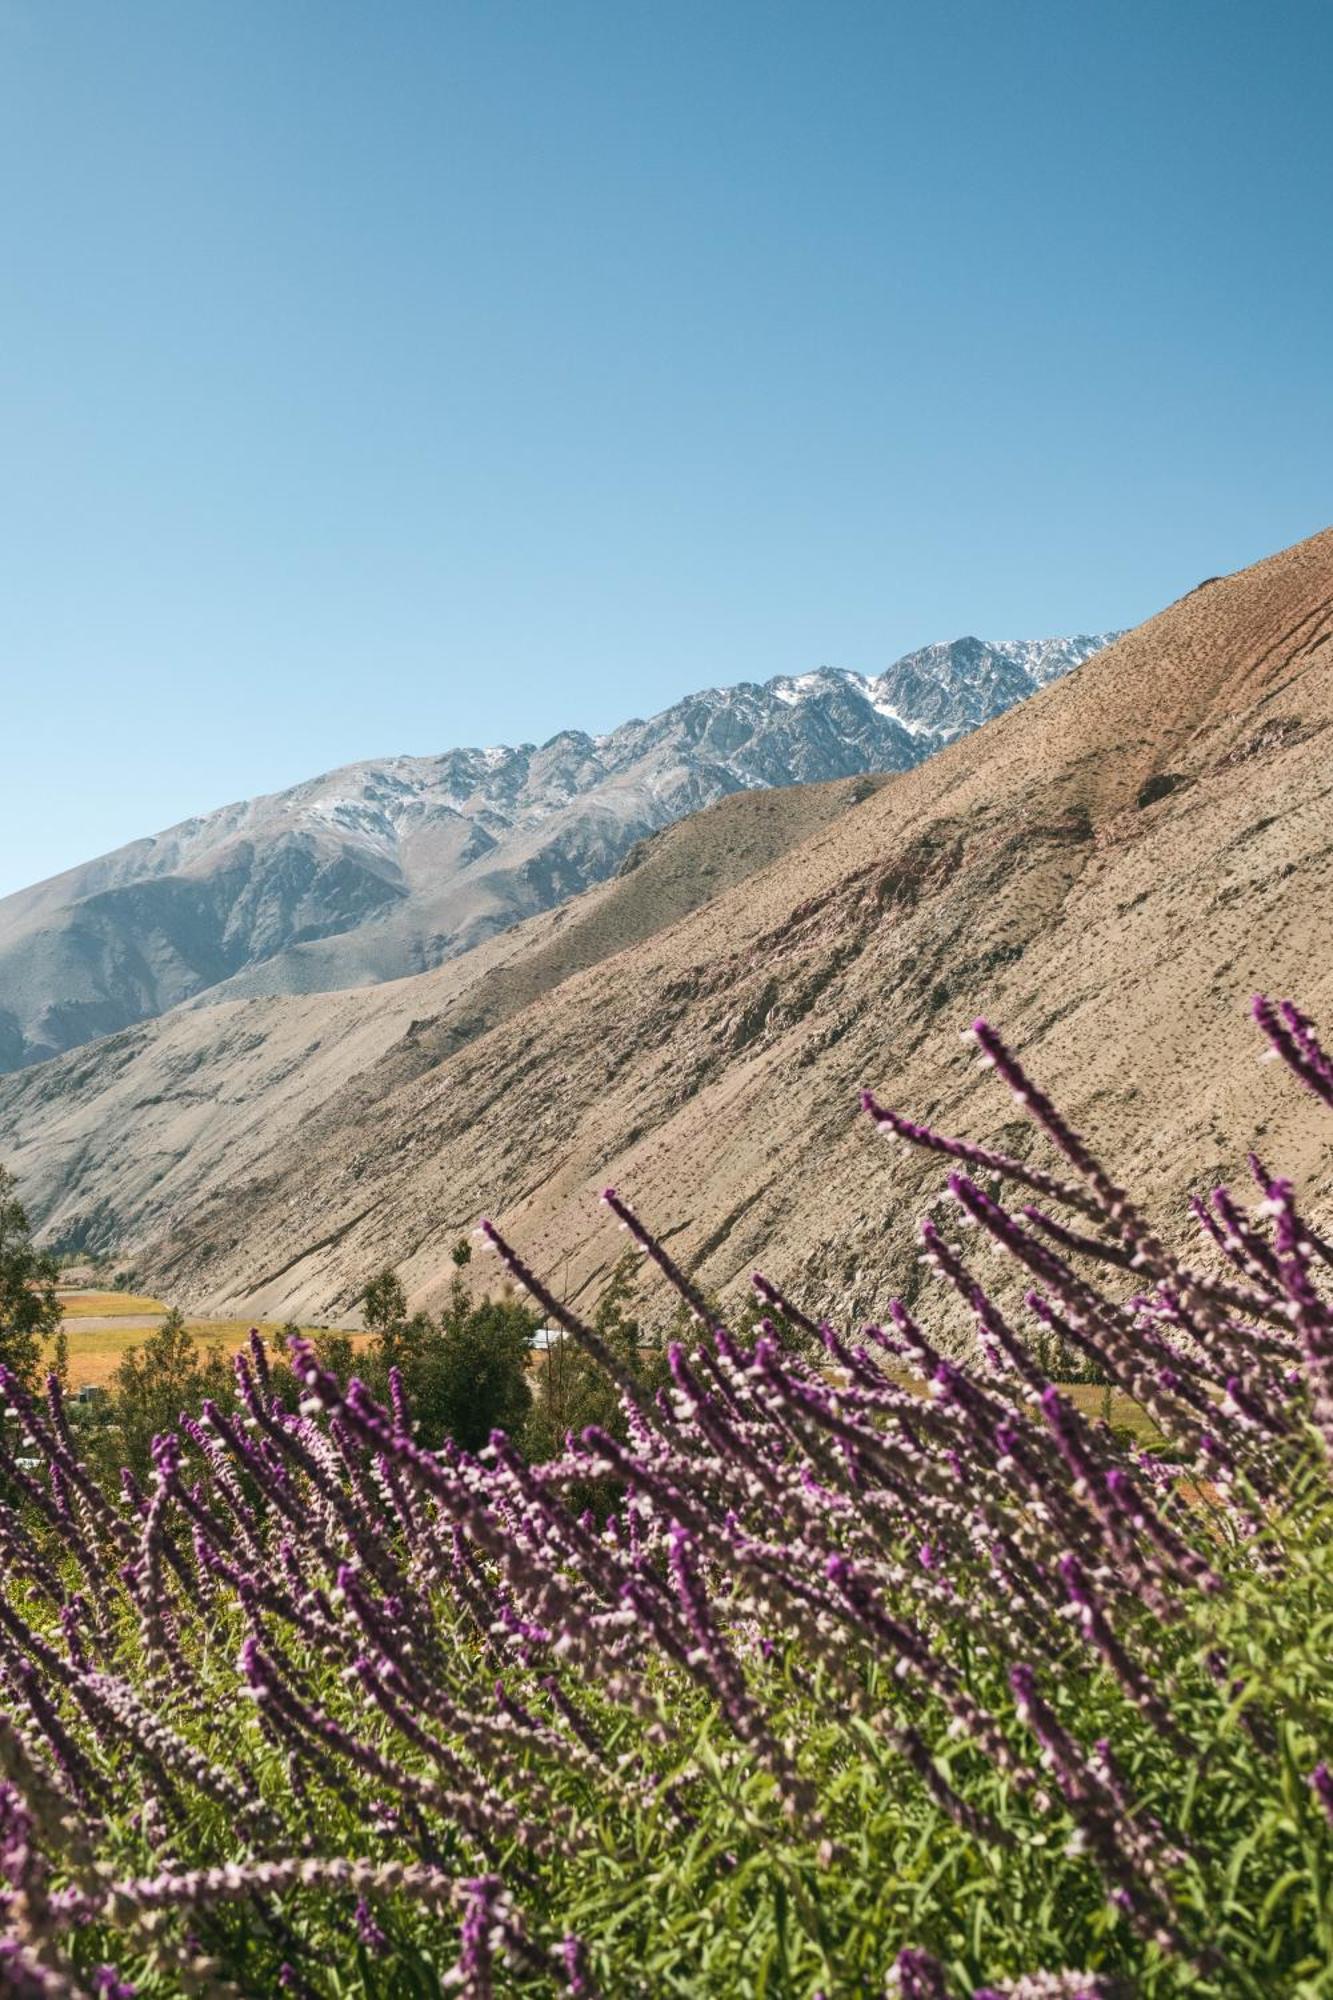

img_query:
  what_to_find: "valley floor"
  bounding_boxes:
[51,1288,364,1388]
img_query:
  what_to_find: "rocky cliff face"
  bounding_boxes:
[0,637,1115,1072]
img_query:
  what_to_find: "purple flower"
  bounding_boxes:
[92,1971,137,2000]
[1310,1763,1333,1827]
[561,1933,595,1996]
[355,1895,389,1955]
[891,1946,952,1998]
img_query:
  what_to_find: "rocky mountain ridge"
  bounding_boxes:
[0,530,1327,1331]
[0,634,1116,1071]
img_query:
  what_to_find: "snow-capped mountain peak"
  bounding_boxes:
[0,630,1122,1072]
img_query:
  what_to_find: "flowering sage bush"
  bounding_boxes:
[0,997,1332,1996]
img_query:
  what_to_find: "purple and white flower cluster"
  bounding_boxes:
[0,994,1328,1993]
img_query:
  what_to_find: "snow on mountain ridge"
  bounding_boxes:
[272,633,1119,840]
[0,630,1123,1072]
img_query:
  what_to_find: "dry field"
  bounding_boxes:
[51,1291,367,1389]
[57,1291,169,1318]
[50,1291,1157,1429]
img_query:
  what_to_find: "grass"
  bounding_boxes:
[55,1289,168,1317]
[47,1319,370,1389]
[1064,1378,1165,1441]
[49,1284,365,1387]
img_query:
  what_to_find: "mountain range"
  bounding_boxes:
[0,529,1329,1334]
[0,635,1115,1073]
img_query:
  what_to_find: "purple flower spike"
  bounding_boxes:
[92,1972,137,2000]
[452,1875,503,1998]
[1311,1763,1333,1828]
[355,1895,389,1955]
[561,1933,596,1996]
[892,1946,952,1998]
[1253,995,1333,1110]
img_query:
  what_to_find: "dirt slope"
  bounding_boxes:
[6,529,1332,1326]
[0,776,886,1271]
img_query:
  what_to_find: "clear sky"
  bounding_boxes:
[2,1,1330,895]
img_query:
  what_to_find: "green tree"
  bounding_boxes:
[360,1267,438,1385]
[530,1250,635,1453]
[684,1275,821,1360]
[100,1307,234,1481]
[360,1252,536,1454]
[0,1165,61,1388]
[527,1253,668,1512]
[255,1323,359,1413]
[309,1327,358,1384]
[430,1292,535,1453]
[362,1268,408,1335]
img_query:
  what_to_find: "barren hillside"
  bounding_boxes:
[2,530,1329,1325]
[0,775,887,1269]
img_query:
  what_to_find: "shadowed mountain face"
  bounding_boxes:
[0,636,1114,1072]
[1,530,1328,1334]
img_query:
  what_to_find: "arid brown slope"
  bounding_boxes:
[0,775,888,1270]
[106,524,1331,1327]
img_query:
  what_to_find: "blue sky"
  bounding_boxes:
[1,1,1330,895]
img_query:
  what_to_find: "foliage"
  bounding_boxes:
[429,1286,536,1453]
[0,1163,61,1388]
[359,1246,538,1453]
[526,1250,670,1510]
[1,1000,1333,1994]
[94,1306,236,1480]
[361,1267,408,1337]
[48,1317,359,1396]
[529,1251,655,1444]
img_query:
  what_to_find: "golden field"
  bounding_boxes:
[56,1291,171,1318]
[50,1312,368,1392]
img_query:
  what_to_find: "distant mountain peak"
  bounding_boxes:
[0,630,1122,1073]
